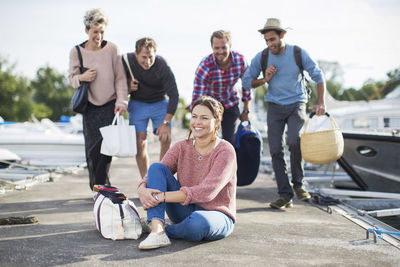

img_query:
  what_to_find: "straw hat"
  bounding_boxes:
[258,18,288,33]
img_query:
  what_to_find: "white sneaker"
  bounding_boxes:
[139,232,171,250]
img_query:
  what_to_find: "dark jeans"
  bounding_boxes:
[267,102,306,200]
[221,105,240,145]
[82,100,115,190]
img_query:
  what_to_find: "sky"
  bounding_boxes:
[1,0,400,104]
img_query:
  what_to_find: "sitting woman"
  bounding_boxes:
[137,95,237,250]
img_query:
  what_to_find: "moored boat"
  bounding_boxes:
[338,132,400,193]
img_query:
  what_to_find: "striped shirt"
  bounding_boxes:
[192,51,251,109]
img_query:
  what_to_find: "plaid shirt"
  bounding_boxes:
[192,51,251,109]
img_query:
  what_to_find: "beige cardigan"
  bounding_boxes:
[68,41,128,108]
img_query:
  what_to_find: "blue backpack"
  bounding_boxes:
[235,121,262,186]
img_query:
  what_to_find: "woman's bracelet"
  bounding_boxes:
[163,192,166,202]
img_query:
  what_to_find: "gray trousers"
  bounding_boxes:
[267,102,306,200]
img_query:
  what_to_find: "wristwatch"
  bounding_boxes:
[163,120,170,126]
[243,110,250,114]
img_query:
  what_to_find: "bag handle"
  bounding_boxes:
[303,112,340,133]
[235,121,256,148]
[309,111,330,119]
[111,112,120,125]
[110,111,128,127]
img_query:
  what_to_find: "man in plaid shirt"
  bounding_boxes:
[191,30,251,145]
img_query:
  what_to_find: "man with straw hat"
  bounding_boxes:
[243,18,326,209]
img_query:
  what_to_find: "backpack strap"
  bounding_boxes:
[293,45,304,78]
[261,45,304,78]
[261,48,269,78]
[260,45,311,96]
[294,45,312,96]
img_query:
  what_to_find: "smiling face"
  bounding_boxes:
[263,30,285,55]
[135,47,156,70]
[190,104,218,140]
[85,23,105,48]
[211,37,231,65]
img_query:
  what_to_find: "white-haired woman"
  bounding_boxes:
[68,9,128,190]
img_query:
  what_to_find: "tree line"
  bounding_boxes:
[0,56,75,122]
[1,55,399,122]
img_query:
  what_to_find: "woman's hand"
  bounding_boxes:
[138,185,162,210]
[79,68,97,82]
[114,104,127,116]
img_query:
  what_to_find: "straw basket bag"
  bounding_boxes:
[300,112,344,164]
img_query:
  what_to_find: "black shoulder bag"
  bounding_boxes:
[71,45,89,113]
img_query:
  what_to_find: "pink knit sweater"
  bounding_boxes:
[140,138,237,222]
[68,41,128,108]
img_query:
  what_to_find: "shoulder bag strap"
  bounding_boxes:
[122,53,135,80]
[75,45,85,74]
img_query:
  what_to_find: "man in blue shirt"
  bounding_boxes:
[242,18,326,209]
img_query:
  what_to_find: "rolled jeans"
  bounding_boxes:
[146,163,234,241]
[267,102,306,200]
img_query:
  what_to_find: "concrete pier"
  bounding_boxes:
[1,128,399,266]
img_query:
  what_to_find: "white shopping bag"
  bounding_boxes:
[100,112,137,157]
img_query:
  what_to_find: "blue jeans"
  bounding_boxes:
[267,102,306,200]
[146,163,234,241]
